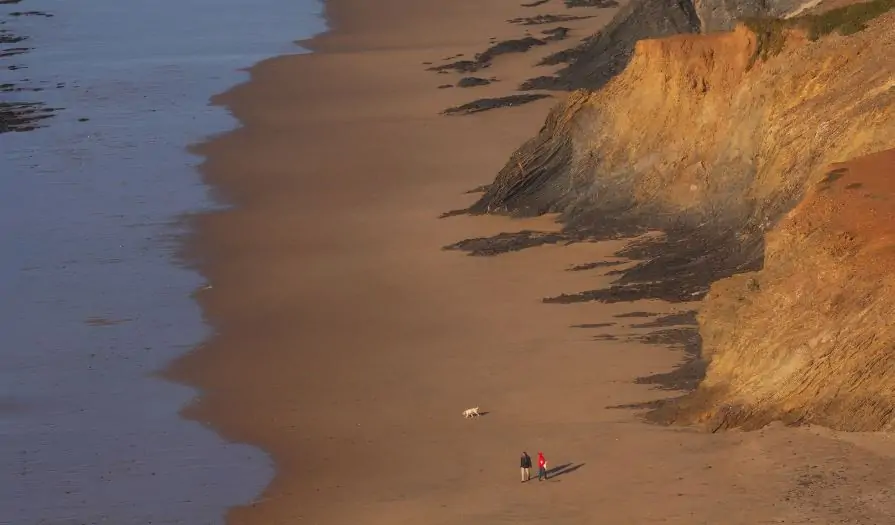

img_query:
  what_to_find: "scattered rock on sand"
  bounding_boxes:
[518,75,559,90]
[541,26,570,41]
[428,37,546,73]
[442,228,567,253]
[427,59,480,73]
[508,14,594,25]
[564,0,619,7]
[442,93,551,116]
[457,77,493,87]
[476,37,546,64]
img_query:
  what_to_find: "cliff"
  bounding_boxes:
[527,0,701,91]
[480,14,895,227]
[526,0,806,91]
[468,8,895,429]
[689,149,895,431]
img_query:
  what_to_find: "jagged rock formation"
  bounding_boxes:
[469,10,895,429]
[527,0,701,91]
[525,0,820,91]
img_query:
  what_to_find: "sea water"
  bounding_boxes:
[0,1,324,523]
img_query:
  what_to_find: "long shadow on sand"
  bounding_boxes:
[603,312,706,424]
[544,462,585,479]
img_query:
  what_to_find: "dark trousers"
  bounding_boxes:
[538,466,547,480]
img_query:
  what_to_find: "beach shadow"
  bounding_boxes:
[543,228,765,304]
[630,310,696,329]
[606,316,707,425]
[545,462,585,479]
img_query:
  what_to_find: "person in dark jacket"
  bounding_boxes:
[520,452,532,482]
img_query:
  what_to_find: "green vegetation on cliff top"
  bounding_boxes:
[744,0,895,66]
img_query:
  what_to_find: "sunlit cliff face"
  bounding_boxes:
[474,11,895,431]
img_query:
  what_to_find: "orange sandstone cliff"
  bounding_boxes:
[474,17,894,228]
[690,149,895,431]
[464,8,895,430]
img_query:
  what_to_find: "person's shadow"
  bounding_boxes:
[545,462,585,479]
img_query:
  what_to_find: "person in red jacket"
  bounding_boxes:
[537,451,548,481]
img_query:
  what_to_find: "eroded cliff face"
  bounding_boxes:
[530,0,701,91]
[476,14,895,234]
[690,149,895,431]
[532,0,808,91]
[470,11,895,429]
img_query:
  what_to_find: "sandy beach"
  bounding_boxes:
[170,0,895,523]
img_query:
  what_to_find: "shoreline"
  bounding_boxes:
[171,0,895,523]
[170,1,647,521]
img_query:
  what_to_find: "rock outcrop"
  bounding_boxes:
[694,0,804,31]
[527,0,846,91]
[527,0,701,91]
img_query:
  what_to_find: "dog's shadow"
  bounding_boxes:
[545,462,585,479]
[477,411,491,417]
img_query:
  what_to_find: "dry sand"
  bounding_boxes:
[169,0,895,523]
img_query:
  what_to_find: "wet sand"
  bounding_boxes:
[175,0,895,523]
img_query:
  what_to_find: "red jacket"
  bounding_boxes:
[537,453,546,468]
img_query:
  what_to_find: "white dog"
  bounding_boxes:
[462,407,481,418]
